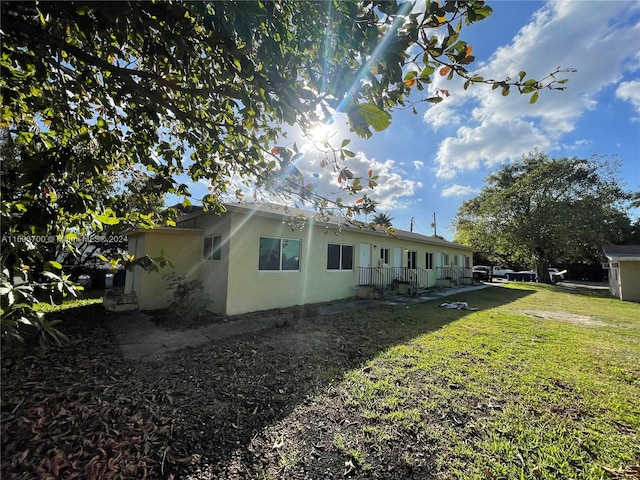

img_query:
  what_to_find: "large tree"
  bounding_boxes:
[1,1,572,341]
[453,151,631,283]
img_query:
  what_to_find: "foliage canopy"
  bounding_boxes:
[1,0,573,342]
[453,151,631,283]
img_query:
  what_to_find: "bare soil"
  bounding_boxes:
[517,309,609,327]
[1,302,441,479]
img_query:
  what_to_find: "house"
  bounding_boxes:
[123,203,475,315]
[602,245,640,302]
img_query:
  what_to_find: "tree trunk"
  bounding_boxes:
[535,256,552,284]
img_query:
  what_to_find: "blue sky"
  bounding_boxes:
[188,1,640,240]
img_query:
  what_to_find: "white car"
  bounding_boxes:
[522,268,567,281]
[548,268,566,281]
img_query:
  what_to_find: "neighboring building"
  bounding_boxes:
[124,203,475,315]
[603,245,640,302]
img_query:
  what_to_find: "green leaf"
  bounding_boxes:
[475,5,493,19]
[353,103,392,132]
[96,213,120,225]
[418,65,436,80]
[529,91,539,104]
[403,71,417,81]
[44,260,63,270]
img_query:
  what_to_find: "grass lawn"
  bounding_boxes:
[264,283,640,479]
[2,282,638,479]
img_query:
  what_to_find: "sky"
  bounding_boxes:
[187,1,640,241]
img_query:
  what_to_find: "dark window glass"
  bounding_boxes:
[259,237,300,271]
[342,245,353,270]
[407,251,417,269]
[204,236,222,260]
[281,239,301,271]
[327,244,341,269]
[259,237,281,270]
[328,244,353,270]
[426,253,434,269]
[204,237,212,259]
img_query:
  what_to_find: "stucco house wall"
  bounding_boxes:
[603,245,640,303]
[619,261,640,302]
[125,228,202,310]
[127,204,475,315]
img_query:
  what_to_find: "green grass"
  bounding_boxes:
[334,283,640,479]
[33,294,102,313]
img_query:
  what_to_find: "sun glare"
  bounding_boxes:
[308,122,334,142]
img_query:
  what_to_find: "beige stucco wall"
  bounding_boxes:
[619,261,640,302]
[182,213,232,314]
[221,211,473,315]
[129,210,474,315]
[126,229,203,310]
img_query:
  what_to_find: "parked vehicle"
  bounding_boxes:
[548,268,566,281]
[472,265,491,281]
[491,266,514,277]
[506,271,536,282]
[520,268,568,282]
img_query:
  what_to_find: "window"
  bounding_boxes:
[259,237,300,271]
[442,253,450,266]
[426,252,434,270]
[380,248,389,265]
[204,235,222,260]
[407,250,417,269]
[454,255,459,266]
[327,244,354,270]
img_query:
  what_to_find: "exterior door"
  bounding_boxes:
[407,250,417,283]
[393,247,402,279]
[359,243,371,284]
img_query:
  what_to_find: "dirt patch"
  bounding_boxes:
[149,304,320,331]
[518,309,608,327]
[2,303,430,479]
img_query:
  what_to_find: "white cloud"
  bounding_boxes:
[413,160,424,170]
[426,1,640,178]
[434,118,551,178]
[616,79,640,117]
[293,149,421,211]
[441,184,479,197]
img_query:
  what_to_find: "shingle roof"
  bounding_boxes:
[179,202,473,251]
[603,244,640,259]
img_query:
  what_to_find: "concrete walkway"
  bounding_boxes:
[110,284,490,360]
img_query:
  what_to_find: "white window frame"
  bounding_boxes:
[407,250,417,269]
[426,252,434,270]
[204,235,222,261]
[327,243,354,271]
[380,247,390,265]
[258,237,301,272]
